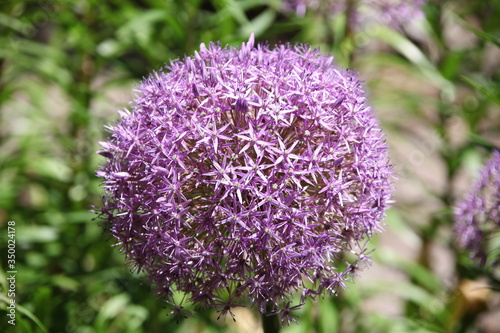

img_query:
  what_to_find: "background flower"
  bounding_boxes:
[282,0,425,29]
[97,35,393,322]
[454,150,500,267]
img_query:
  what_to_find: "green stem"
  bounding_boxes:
[262,304,280,333]
[344,0,358,66]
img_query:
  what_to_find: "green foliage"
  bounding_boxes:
[1,0,499,332]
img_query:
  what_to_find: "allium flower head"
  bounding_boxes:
[454,150,500,267]
[282,0,425,29]
[97,35,393,323]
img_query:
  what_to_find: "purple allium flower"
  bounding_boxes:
[282,0,345,17]
[454,150,500,267]
[97,35,393,323]
[282,0,425,29]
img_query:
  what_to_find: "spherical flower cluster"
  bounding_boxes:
[97,35,393,324]
[454,150,500,267]
[282,0,425,29]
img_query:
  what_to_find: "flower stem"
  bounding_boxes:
[262,304,280,333]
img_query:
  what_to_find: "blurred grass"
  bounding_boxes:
[1,0,499,332]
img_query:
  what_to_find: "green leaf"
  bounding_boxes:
[239,9,276,37]
[214,0,249,25]
[28,157,72,183]
[0,12,30,33]
[468,133,499,150]
[97,294,130,320]
[449,11,500,47]
[461,75,500,106]
[116,9,170,46]
[0,293,49,333]
[439,52,463,81]
[319,299,339,333]
[373,26,456,101]
[96,39,122,57]
[51,275,80,292]
[120,305,149,331]
[16,225,59,244]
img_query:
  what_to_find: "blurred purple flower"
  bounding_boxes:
[97,35,393,323]
[282,0,425,29]
[454,150,500,266]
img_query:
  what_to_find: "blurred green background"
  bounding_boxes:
[0,0,499,332]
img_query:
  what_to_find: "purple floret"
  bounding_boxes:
[454,150,500,266]
[97,35,393,323]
